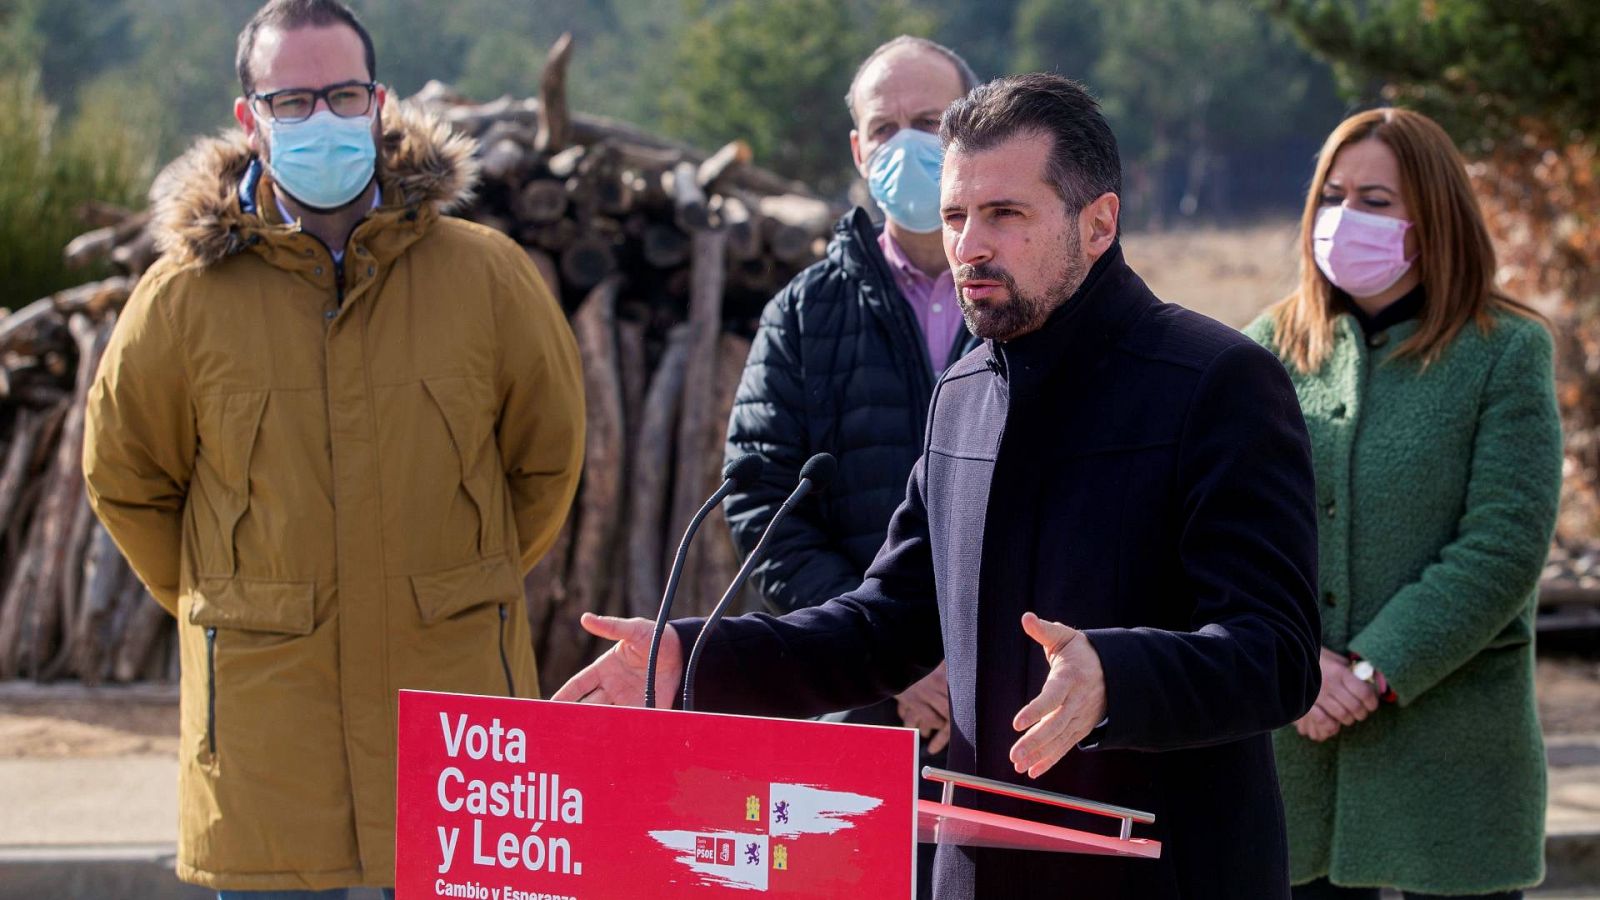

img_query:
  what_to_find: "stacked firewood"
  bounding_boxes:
[0,35,840,690]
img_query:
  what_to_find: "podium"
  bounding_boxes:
[395,691,1159,898]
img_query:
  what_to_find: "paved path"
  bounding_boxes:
[2,739,1597,898]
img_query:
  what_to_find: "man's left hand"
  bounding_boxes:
[1009,612,1107,779]
[897,662,951,754]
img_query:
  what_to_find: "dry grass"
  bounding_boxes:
[1122,219,1303,329]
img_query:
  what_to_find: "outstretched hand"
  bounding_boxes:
[1009,612,1106,779]
[550,613,681,708]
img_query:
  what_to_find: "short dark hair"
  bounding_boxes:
[940,73,1122,213]
[846,36,980,124]
[236,0,376,96]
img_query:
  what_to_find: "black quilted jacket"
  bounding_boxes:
[723,208,977,613]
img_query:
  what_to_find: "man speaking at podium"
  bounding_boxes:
[556,74,1321,899]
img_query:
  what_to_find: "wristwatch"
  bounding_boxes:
[1347,652,1398,703]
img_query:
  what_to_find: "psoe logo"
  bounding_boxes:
[693,836,736,867]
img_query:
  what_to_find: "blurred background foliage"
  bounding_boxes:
[1,0,1351,238]
[3,0,1597,528]
[0,0,1591,310]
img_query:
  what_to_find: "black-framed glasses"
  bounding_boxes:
[251,81,376,123]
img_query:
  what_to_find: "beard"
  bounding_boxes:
[956,226,1088,342]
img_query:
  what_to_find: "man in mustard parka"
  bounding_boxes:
[81,1,585,894]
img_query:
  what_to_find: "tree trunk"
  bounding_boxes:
[668,230,727,614]
[626,324,691,618]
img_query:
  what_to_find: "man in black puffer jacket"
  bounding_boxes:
[722,35,978,898]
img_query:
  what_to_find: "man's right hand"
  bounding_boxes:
[551,613,680,707]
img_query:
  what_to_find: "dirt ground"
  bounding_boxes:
[0,655,1594,759]
[1122,220,1301,327]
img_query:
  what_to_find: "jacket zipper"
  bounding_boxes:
[205,626,218,757]
[856,216,939,441]
[497,605,515,697]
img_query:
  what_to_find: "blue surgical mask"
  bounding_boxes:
[866,128,945,233]
[264,109,378,211]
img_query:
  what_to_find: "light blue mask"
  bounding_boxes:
[866,128,945,233]
[265,110,377,210]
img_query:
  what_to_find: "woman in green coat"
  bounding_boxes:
[1246,107,1562,899]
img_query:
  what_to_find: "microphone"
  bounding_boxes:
[681,452,837,712]
[645,453,764,708]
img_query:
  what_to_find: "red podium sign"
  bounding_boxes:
[396,691,918,899]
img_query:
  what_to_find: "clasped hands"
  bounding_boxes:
[1294,647,1385,742]
[551,610,1108,780]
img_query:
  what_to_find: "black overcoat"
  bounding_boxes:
[676,243,1322,899]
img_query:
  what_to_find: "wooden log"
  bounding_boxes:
[531,218,579,253]
[0,395,66,677]
[641,223,691,270]
[535,33,574,155]
[717,195,762,261]
[51,276,133,317]
[560,233,619,291]
[71,522,131,685]
[29,399,70,473]
[467,211,514,235]
[695,333,753,616]
[0,510,47,677]
[523,247,561,304]
[524,509,573,678]
[480,136,530,185]
[62,226,119,269]
[63,212,150,269]
[512,179,569,225]
[0,408,40,538]
[0,298,57,353]
[109,231,159,275]
[22,313,104,678]
[72,200,137,229]
[668,230,728,612]
[759,194,835,266]
[433,94,825,201]
[545,145,586,180]
[39,492,96,681]
[112,586,166,683]
[595,170,634,219]
[544,276,627,690]
[626,324,690,618]
[617,319,649,457]
[668,161,711,232]
[696,140,753,192]
[7,383,70,409]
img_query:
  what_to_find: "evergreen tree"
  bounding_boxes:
[661,0,930,193]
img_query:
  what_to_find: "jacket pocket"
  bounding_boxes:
[411,558,523,696]
[409,557,523,624]
[422,377,507,557]
[189,578,316,760]
[191,391,269,578]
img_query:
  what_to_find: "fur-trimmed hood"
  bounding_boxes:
[149,99,480,269]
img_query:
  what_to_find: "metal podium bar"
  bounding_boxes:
[921,766,1156,841]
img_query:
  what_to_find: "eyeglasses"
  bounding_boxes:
[251,81,376,123]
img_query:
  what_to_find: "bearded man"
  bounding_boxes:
[558,73,1321,900]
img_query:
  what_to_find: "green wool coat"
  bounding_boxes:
[1245,308,1562,894]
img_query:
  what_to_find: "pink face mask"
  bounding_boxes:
[1313,206,1416,298]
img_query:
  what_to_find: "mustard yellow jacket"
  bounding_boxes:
[82,103,584,891]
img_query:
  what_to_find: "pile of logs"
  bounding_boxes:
[0,35,842,691]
